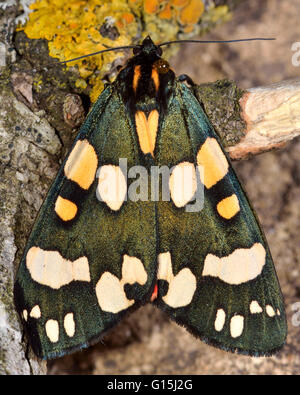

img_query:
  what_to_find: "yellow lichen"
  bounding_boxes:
[179,0,204,25]
[75,78,88,89]
[20,0,230,102]
[159,3,172,20]
[144,0,160,14]
[206,5,231,24]
[172,0,189,6]
[89,77,105,104]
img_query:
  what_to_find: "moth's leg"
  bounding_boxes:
[178,74,195,86]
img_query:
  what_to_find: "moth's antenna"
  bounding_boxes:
[56,38,275,65]
[58,45,137,65]
[159,38,275,47]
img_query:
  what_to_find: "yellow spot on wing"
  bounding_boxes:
[64,139,98,190]
[217,194,240,219]
[197,137,229,189]
[135,110,159,157]
[55,196,78,221]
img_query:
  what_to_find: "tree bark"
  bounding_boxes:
[228,78,300,159]
[195,78,300,159]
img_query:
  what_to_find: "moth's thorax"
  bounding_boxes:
[116,50,174,113]
[132,62,160,98]
[111,40,175,160]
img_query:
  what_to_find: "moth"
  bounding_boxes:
[14,36,287,359]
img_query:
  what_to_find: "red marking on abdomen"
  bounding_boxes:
[151,284,158,302]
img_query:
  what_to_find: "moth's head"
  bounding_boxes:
[133,36,162,57]
[58,36,275,79]
[130,36,170,74]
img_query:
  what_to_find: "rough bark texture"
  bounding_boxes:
[195,78,300,159]
[0,0,46,375]
[1,0,300,375]
[229,79,300,159]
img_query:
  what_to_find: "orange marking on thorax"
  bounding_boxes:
[151,68,160,92]
[133,65,141,93]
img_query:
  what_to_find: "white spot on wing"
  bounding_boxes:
[230,315,244,338]
[26,247,91,289]
[202,243,266,285]
[95,255,147,314]
[64,313,75,337]
[214,309,226,332]
[95,271,134,313]
[157,252,173,283]
[122,255,147,286]
[97,165,127,211]
[250,300,263,314]
[169,162,197,208]
[157,252,196,308]
[266,305,276,317]
[164,268,196,308]
[45,319,59,343]
[22,309,28,322]
[30,305,41,319]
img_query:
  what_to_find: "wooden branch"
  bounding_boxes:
[196,78,300,160]
[228,78,300,159]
